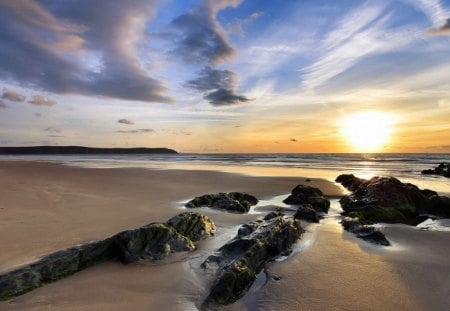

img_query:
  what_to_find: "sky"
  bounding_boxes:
[0,0,449,153]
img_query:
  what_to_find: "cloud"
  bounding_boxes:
[404,0,449,27]
[0,0,172,103]
[204,88,250,106]
[226,11,262,36]
[118,118,134,125]
[300,3,420,90]
[29,95,57,107]
[116,128,153,134]
[44,127,62,133]
[0,100,6,108]
[168,0,241,65]
[166,0,248,106]
[186,66,249,105]
[427,18,450,35]
[2,89,26,102]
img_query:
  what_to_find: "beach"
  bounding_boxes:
[0,161,449,310]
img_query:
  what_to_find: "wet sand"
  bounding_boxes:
[0,161,449,310]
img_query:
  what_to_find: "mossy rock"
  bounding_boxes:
[346,205,416,224]
[205,259,256,306]
[185,192,258,213]
[167,212,216,241]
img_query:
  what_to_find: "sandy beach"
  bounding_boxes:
[0,161,449,310]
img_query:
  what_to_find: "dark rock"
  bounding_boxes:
[294,204,320,223]
[167,212,216,242]
[336,174,450,223]
[263,211,284,220]
[421,162,450,178]
[283,185,330,213]
[335,174,364,191]
[185,192,258,213]
[0,212,214,300]
[237,221,262,237]
[201,216,303,307]
[114,223,194,263]
[341,217,390,246]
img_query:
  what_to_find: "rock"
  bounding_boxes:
[185,192,258,213]
[335,174,364,191]
[167,212,216,242]
[421,162,450,178]
[283,185,330,213]
[294,204,320,223]
[341,217,390,246]
[0,212,214,300]
[0,238,115,300]
[263,211,284,220]
[114,223,195,263]
[201,216,303,307]
[336,174,450,224]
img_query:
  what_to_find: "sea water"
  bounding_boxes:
[1,153,449,194]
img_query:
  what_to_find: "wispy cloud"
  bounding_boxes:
[404,0,450,27]
[29,95,56,107]
[427,18,450,35]
[118,118,134,125]
[44,127,62,133]
[300,3,420,90]
[116,128,153,134]
[2,89,26,102]
[226,11,262,36]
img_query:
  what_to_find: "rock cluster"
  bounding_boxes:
[0,212,215,300]
[336,174,450,223]
[421,162,450,178]
[341,217,390,246]
[201,215,303,307]
[336,174,450,245]
[282,185,330,222]
[185,192,258,213]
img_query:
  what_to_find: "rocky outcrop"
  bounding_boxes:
[167,212,216,242]
[0,212,213,300]
[201,215,303,307]
[341,217,390,246]
[336,174,450,224]
[185,192,258,213]
[283,185,330,213]
[421,162,450,178]
[294,204,320,223]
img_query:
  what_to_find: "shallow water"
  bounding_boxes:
[2,153,449,193]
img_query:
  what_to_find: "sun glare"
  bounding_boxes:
[339,111,396,152]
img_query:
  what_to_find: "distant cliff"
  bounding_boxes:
[0,146,178,155]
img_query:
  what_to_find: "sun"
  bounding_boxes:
[339,111,396,152]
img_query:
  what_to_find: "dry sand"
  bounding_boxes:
[0,161,449,310]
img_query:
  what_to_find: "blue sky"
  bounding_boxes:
[0,0,449,152]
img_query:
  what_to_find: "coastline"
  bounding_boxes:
[0,160,449,310]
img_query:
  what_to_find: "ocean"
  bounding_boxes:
[1,153,449,194]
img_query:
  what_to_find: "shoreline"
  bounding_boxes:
[0,160,449,310]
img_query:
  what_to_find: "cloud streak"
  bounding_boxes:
[118,119,134,125]
[29,95,56,107]
[0,0,172,103]
[300,3,420,90]
[2,89,26,102]
[116,129,153,134]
